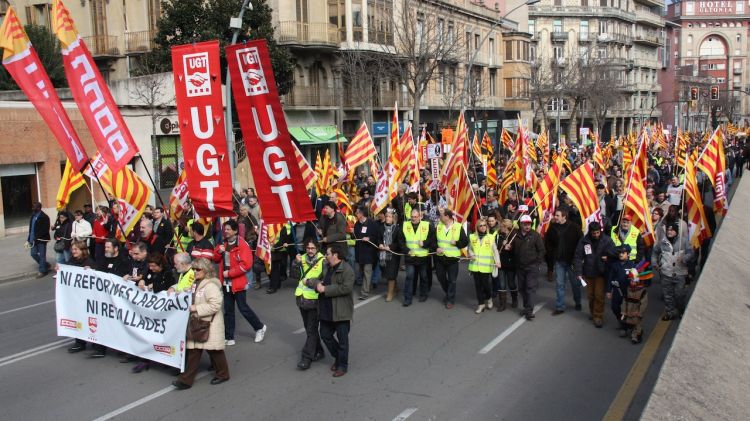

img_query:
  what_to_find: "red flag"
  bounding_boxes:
[226,41,315,223]
[1,7,89,171]
[53,0,138,174]
[172,41,234,217]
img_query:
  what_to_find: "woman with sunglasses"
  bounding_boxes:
[468,218,501,314]
[173,258,230,390]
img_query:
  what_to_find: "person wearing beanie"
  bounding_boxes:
[652,222,693,321]
[573,221,616,328]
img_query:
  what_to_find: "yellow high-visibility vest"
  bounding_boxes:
[468,232,496,273]
[403,221,430,257]
[436,221,462,258]
[611,226,640,261]
[294,252,324,299]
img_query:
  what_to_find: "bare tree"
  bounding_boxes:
[439,64,462,124]
[384,0,463,131]
[129,56,174,136]
[339,49,393,128]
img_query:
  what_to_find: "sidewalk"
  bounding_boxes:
[0,234,45,283]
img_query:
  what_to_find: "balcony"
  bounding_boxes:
[551,31,568,42]
[635,9,665,27]
[596,32,633,45]
[283,87,336,107]
[528,5,636,22]
[367,29,393,45]
[277,21,339,48]
[734,68,743,75]
[83,35,120,57]
[125,30,155,55]
[551,57,567,67]
[633,33,662,46]
[578,32,592,42]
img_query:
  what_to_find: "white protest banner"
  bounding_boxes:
[56,265,191,370]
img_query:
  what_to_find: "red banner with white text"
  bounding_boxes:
[226,41,315,223]
[53,0,138,174]
[171,41,234,217]
[0,7,89,171]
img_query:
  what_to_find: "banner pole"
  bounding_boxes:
[137,153,167,210]
[86,161,130,245]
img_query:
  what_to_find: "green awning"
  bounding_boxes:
[289,126,347,145]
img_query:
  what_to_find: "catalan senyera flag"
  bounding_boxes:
[533,154,564,234]
[408,130,423,193]
[292,142,317,191]
[471,132,482,161]
[623,167,654,247]
[486,157,498,189]
[685,155,712,249]
[559,163,600,230]
[314,150,335,196]
[85,153,152,236]
[696,128,728,215]
[501,128,514,151]
[397,124,414,183]
[498,161,516,205]
[371,104,401,215]
[675,129,689,170]
[56,159,86,210]
[441,111,469,188]
[446,161,474,222]
[0,7,90,172]
[168,169,189,221]
[537,130,549,168]
[593,134,606,175]
[481,131,494,159]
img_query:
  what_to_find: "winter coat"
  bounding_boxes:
[573,233,616,278]
[186,277,225,351]
[28,211,51,244]
[607,259,637,294]
[213,237,253,293]
[652,235,694,278]
[71,219,93,244]
[319,212,348,254]
[53,219,73,250]
[512,229,545,269]
[545,221,582,265]
[353,218,383,265]
[92,216,114,244]
[318,262,355,322]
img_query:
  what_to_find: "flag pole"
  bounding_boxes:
[86,161,130,245]
[137,154,167,210]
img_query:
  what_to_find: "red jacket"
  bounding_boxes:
[213,237,253,293]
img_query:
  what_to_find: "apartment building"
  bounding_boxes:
[271,0,534,161]
[528,0,665,141]
[658,0,750,132]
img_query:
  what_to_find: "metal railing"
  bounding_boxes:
[596,32,633,44]
[367,29,393,45]
[283,87,336,106]
[633,33,661,45]
[82,35,119,56]
[529,5,636,22]
[551,31,568,42]
[277,21,339,46]
[125,30,155,54]
[634,9,664,27]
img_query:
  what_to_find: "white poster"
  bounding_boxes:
[55,265,191,370]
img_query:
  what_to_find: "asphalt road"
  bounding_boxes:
[0,265,675,421]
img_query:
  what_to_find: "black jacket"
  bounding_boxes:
[98,253,132,277]
[53,219,73,250]
[28,211,51,244]
[353,218,383,265]
[545,221,582,265]
[512,229,545,269]
[573,233,616,278]
[145,270,175,293]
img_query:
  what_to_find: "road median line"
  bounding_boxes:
[478,303,545,354]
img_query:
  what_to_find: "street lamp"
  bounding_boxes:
[460,0,541,111]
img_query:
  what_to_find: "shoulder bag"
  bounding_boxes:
[186,279,216,342]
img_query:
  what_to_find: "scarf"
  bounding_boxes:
[381,223,395,263]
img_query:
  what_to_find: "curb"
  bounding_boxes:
[0,271,41,285]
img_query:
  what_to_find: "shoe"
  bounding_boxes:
[35,271,47,279]
[402,301,411,307]
[225,339,236,346]
[312,352,324,362]
[486,299,494,310]
[446,303,454,310]
[631,335,642,344]
[475,304,486,314]
[594,320,604,328]
[210,377,229,385]
[618,329,630,338]
[297,359,311,370]
[332,369,347,378]
[90,350,106,358]
[132,362,150,373]
[266,288,277,294]
[575,304,582,311]
[68,344,85,353]
[524,311,534,321]
[253,282,262,290]
[254,325,267,343]
[662,313,677,321]
[330,362,338,371]
[551,309,565,316]
[172,380,191,390]
[358,295,367,300]
[418,296,427,302]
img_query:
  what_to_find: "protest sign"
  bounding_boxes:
[56,265,191,370]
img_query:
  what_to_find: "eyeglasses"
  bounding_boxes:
[477,224,487,228]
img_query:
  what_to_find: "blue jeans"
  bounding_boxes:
[56,249,72,264]
[554,261,581,310]
[498,270,517,292]
[223,290,264,339]
[320,320,350,371]
[30,242,48,273]
[404,262,429,304]
[371,263,382,286]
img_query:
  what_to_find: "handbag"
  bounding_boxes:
[186,279,216,343]
[54,240,66,253]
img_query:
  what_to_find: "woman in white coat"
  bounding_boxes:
[172,258,230,389]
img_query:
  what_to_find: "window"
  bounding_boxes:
[447,22,454,44]
[530,45,537,63]
[737,34,741,43]
[546,98,569,111]
[466,31,472,59]
[489,38,495,65]
[599,21,608,35]
[505,40,513,60]
[600,0,607,6]
[553,46,564,59]
[475,34,480,51]
[528,20,535,36]
[685,1,694,14]
[516,40,522,60]
[489,70,497,96]
[580,20,589,39]
[581,0,588,5]
[523,41,529,61]
[415,13,424,45]
[156,136,183,189]
[738,2,745,13]
[437,18,444,43]
[448,67,456,96]
[438,67,445,94]
[553,20,563,33]
[700,37,725,56]
[296,0,309,22]
[26,3,51,29]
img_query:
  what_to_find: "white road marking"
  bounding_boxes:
[292,293,385,334]
[0,338,71,368]
[393,408,418,420]
[0,299,55,316]
[92,371,210,421]
[478,303,546,354]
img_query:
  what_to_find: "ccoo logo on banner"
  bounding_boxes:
[171,41,235,216]
[55,265,191,370]
[226,41,316,224]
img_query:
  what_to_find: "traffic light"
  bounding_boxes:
[710,85,719,100]
[690,87,699,101]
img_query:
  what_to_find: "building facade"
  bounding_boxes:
[658,0,750,132]
[528,0,665,142]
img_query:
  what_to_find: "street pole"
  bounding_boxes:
[225,0,253,189]
[459,0,540,112]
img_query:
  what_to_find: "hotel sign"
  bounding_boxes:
[696,1,736,15]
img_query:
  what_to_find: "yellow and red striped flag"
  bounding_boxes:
[674,129,689,169]
[441,111,469,187]
[486,157,498,189]
[471,131,482,161]
[696,128,728,215]
[371,104,401,215]
[684,154,711,248]
[397,124,413,183]
[168,169,189,221]
[498,161,516,205]
[559,163,600,230]
[292,142,317,191]
[537,130,549,168]
[622,139,654,246]
[501,128,514,151]
[56,159,86,210]
[345,122,377,170]
[533,154,564,234]
[593,134,606,175]
[481,131,494,158]
[446,161,474,222]
[315,150,336,195]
